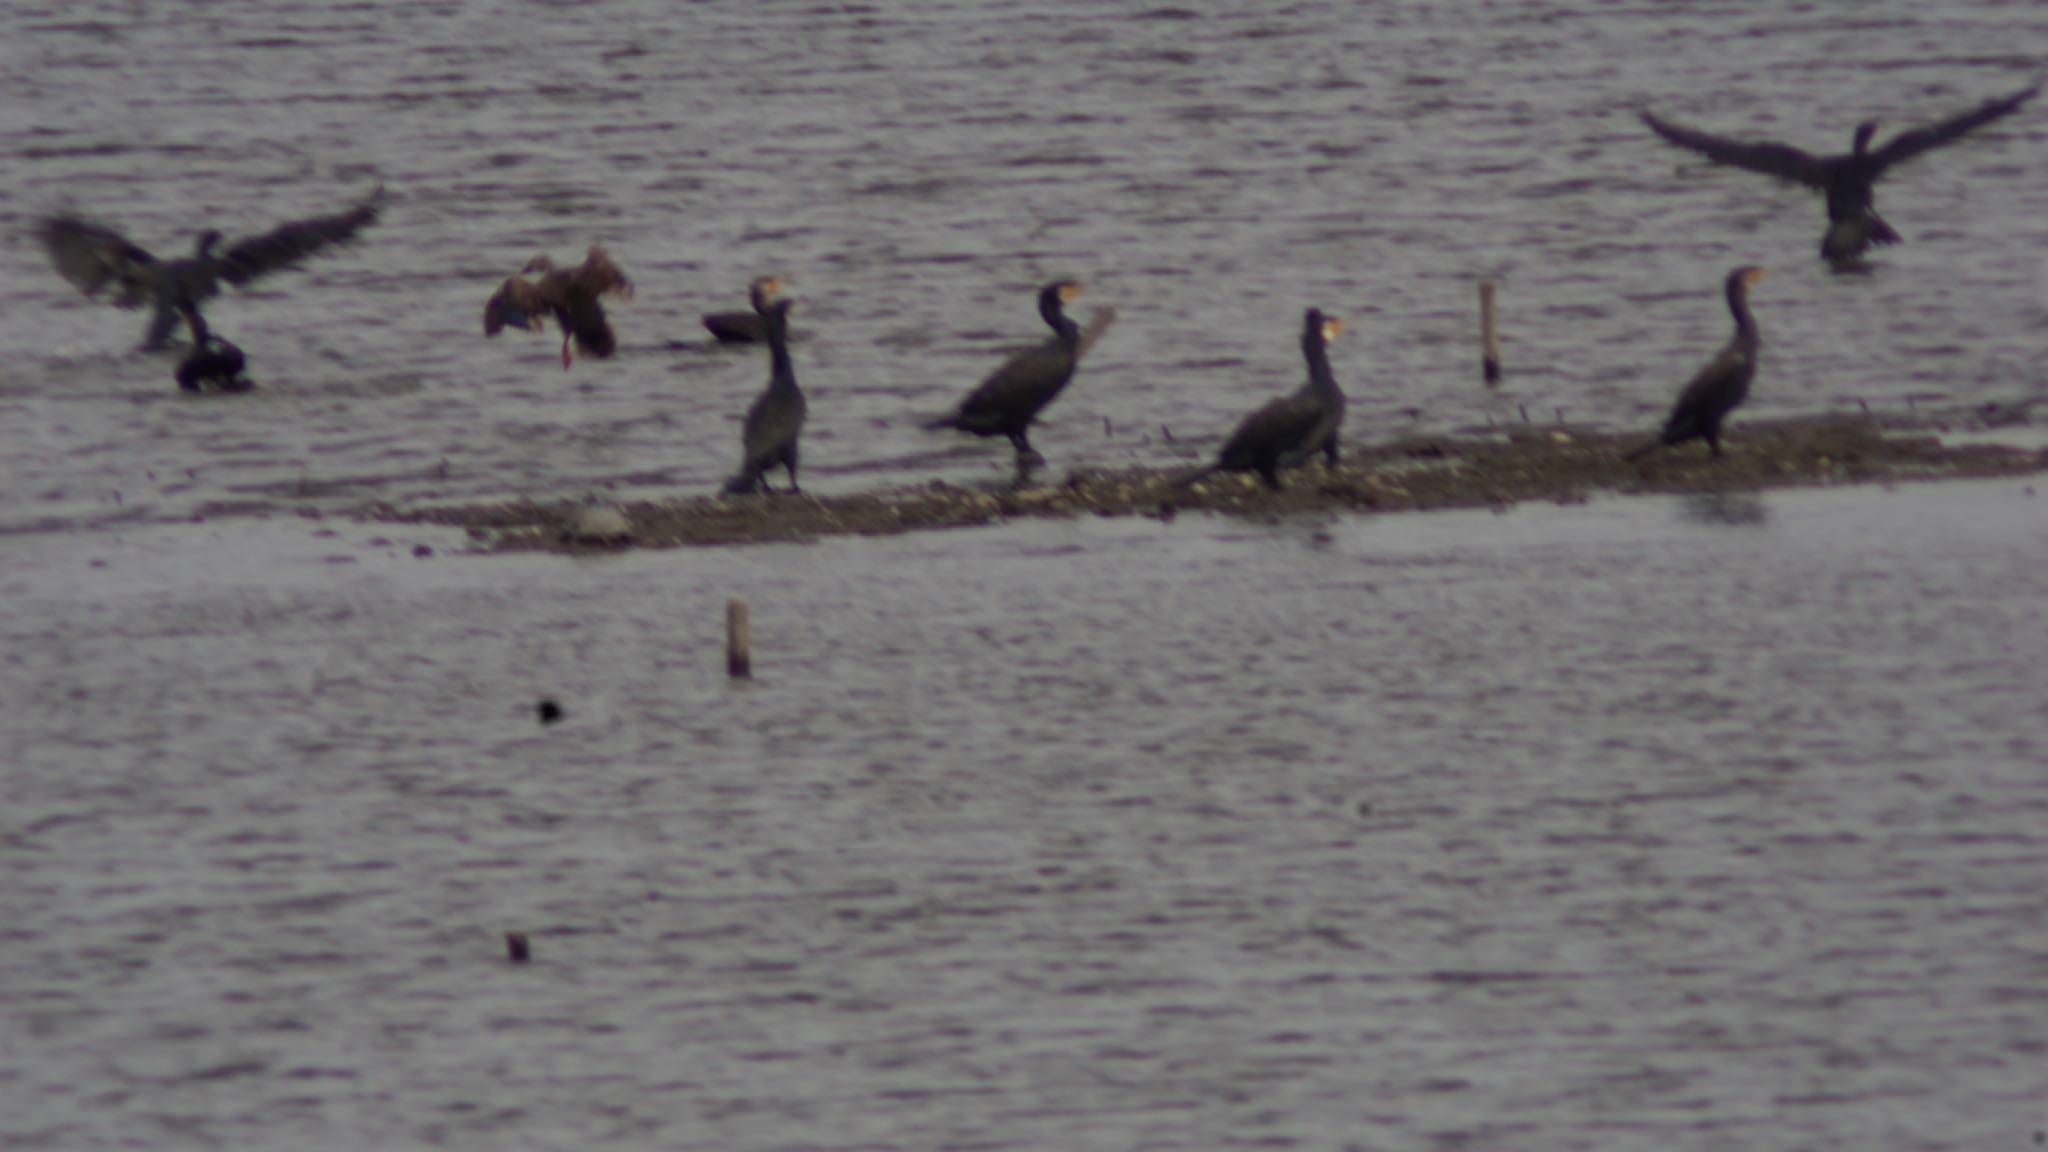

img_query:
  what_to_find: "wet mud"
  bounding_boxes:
[376,408,2047,552]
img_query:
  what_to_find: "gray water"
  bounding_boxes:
[4,1,2048,1148]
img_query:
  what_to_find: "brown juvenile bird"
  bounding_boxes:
[1627,266,1767,461]
[37,187,384,350]
[483,245,634,369]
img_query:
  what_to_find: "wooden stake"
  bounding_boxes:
[1478,280,1502,385]
[727,598,752,679]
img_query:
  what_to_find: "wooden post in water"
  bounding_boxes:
[727,598,752,680]
[505,932,531,963]
[1478,280,1502,386]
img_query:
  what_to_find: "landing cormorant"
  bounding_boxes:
[722,281,807,495]
[36,188,384,350]
[1180,309,1345,490]
[925,280,1088,467]
[483,245,634,369]
[1639,84,2038,265]
[1627,266,1766,461]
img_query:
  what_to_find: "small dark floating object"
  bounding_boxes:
[483,245,634,370]
[505,932,531,963]
[537,699,563,725]
[37,187,385,350]
[1627,266,1767,462]
[1639,84,2038,266]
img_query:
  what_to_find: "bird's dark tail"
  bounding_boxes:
[1865,210,1902,246]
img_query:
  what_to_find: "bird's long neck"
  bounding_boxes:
[1726,279,1759,346]
[765,305,797,391]
[1303,324,1337,400]
[1041,294,1080,346]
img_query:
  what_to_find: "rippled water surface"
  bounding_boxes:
[3,1,2047,1148]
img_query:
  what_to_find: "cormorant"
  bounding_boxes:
[1639,84,2039,265]
[925,280,1088,466]
[483,245,634,369]
[700,278,783,345]
[1180,309,1345,490]
[1627,266,1767,461]
[171,306,252,393]
[36,188,384,350]
[722,281,806,495]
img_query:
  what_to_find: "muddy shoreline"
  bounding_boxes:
[371,409,2047,553]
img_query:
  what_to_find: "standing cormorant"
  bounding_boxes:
[722,280,806,495]
[1639,84,2039,266]
[1627,266,1767,461]
[36,188,384,350]
[925,280,1088,467]
[1180,309,1345,490]
[483,246,635,369]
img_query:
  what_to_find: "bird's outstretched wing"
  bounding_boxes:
[216,187,384,287]
[1640,111,1831,189]
[483,275,550,335]
[1869,84,2040,175]
[36,214,161,307]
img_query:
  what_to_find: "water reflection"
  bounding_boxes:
[1680,491,1770,527]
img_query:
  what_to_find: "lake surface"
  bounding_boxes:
[3,1,2046,1148]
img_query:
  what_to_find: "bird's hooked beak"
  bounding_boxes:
[1057,282,1085,303]
[1321,317,1344,343]
[1742,267,1769,288]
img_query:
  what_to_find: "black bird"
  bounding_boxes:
[1180,309,1345,491]
[37,188,384,350]
[722,281,806,495]
[700,277,784,345]
[173,316,252,393]
[1640,84,2039,265]
[925,280,1088,466]
[483,245,635,369]
[1627,266,1767,461]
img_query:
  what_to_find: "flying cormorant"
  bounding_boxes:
[36,188,384,350]
[1639,84,2038,265]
